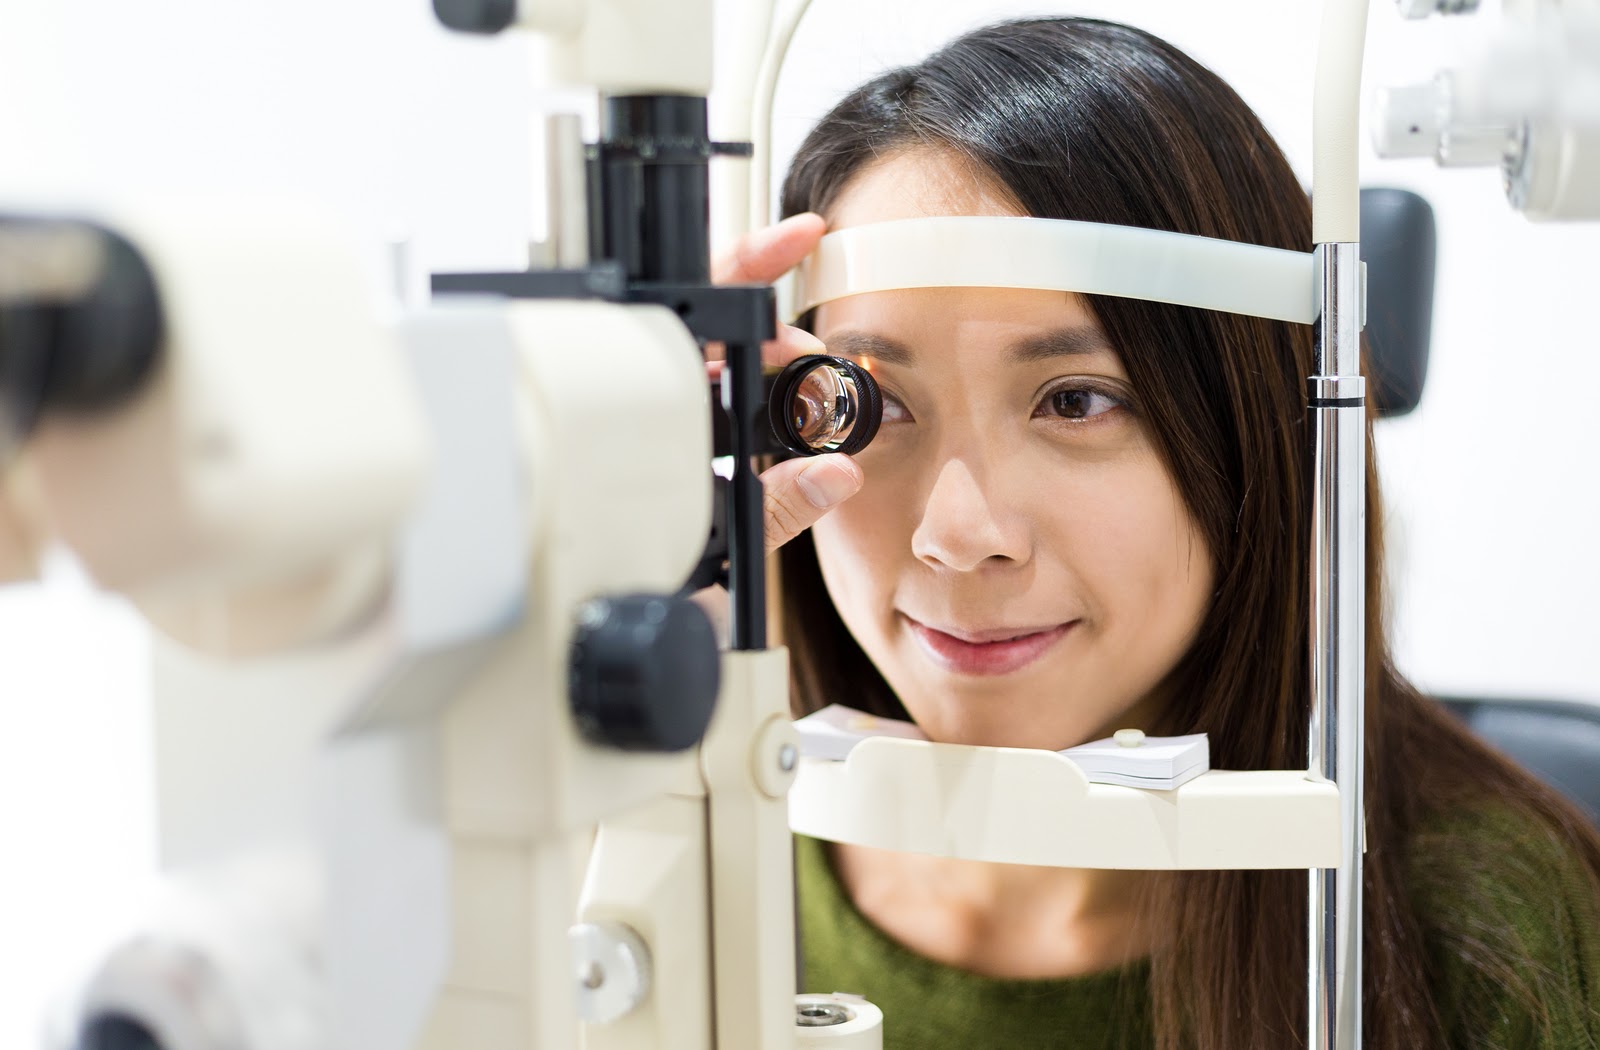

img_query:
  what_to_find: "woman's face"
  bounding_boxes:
[809,150,1215,749]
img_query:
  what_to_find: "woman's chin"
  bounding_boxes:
[906,707,1099,752]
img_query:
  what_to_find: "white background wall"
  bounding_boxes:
[0,0,1593,1044]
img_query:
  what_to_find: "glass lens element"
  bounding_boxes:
[789,366,861,451]
[769,354,882,457]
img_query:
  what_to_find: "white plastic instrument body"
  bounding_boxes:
[0,457,44,581]
[510,0,714,96]
[790,741,1341,870]
[453,3,882,1047]
[26,201,441,1050]
[48,287,726,1050]
[405,298,718,1050]
[19,198,432,658]
[1373,0,1600,219]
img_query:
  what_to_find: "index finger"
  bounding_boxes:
[712,213,827,286]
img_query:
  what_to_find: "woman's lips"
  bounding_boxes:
[905,616,1074,676]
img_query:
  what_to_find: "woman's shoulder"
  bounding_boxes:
[1406,800,1600,1048]
[1407,799,1600,950]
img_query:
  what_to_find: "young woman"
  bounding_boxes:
[715,17,1600,1050]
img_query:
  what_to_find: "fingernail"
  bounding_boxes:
[795,458,860,510]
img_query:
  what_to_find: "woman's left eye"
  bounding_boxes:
[1034,384,1125,421]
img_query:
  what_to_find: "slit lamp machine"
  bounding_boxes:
[0,1,1594,1049]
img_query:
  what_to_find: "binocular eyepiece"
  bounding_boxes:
[712,354,883,460]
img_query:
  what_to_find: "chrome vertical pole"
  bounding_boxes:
[1308,0,1370,1039]
[1307,241,1365,1050]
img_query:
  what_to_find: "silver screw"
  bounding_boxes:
[796,1002,851,1028]
[577,601,609,630]
[581,960,606,990]
[778,743,798,773]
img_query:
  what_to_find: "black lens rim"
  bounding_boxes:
[770,354,882,457]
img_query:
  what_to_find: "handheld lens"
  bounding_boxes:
[769,355,882,457]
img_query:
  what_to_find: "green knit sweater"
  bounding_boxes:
[797,807,1600,1049]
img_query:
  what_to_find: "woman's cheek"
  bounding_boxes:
[810,488,902,630]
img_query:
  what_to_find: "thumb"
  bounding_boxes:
[761,454,863,555]
[713,213,827,286]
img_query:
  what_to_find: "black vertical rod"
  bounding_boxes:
[724,339,767,651]
[598,93,766,650]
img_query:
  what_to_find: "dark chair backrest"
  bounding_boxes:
[1438,697,1600,825]
[1361,187,1437,419]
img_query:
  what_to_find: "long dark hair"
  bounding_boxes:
[778,18,1600,1050]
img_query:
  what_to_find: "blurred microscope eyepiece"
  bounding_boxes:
[78,1014,163,1050]
[0,217,164,462]
[712,354,882,461]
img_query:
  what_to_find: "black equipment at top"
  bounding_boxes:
[431,92,773,659]
[430,5,783,760]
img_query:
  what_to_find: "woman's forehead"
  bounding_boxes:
[817,285,1101,340]
[827,148,1024,229]
[817,151,1125,376]
[816,288,1125,378]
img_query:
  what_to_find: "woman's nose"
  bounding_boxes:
[910,456,1032,572]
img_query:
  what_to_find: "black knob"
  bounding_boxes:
[79,1014,164,1050]
[0,218,163,453]
[434,0,517,33]
[568,594,720,752]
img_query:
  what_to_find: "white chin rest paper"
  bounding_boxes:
[780,216,1322,325]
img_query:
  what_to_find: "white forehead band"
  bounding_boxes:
[779,216,1349,326]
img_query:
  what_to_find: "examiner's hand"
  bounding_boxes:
[712,213,863,554]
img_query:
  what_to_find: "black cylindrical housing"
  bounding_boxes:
[597,95,711,285]
[432,0,517,33]
[0,219,164,453]
[78,1014,164,1050]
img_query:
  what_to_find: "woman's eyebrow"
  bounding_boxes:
[1009,325,1117,363]
[822,324,1115,366]
[824,330,913,365]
